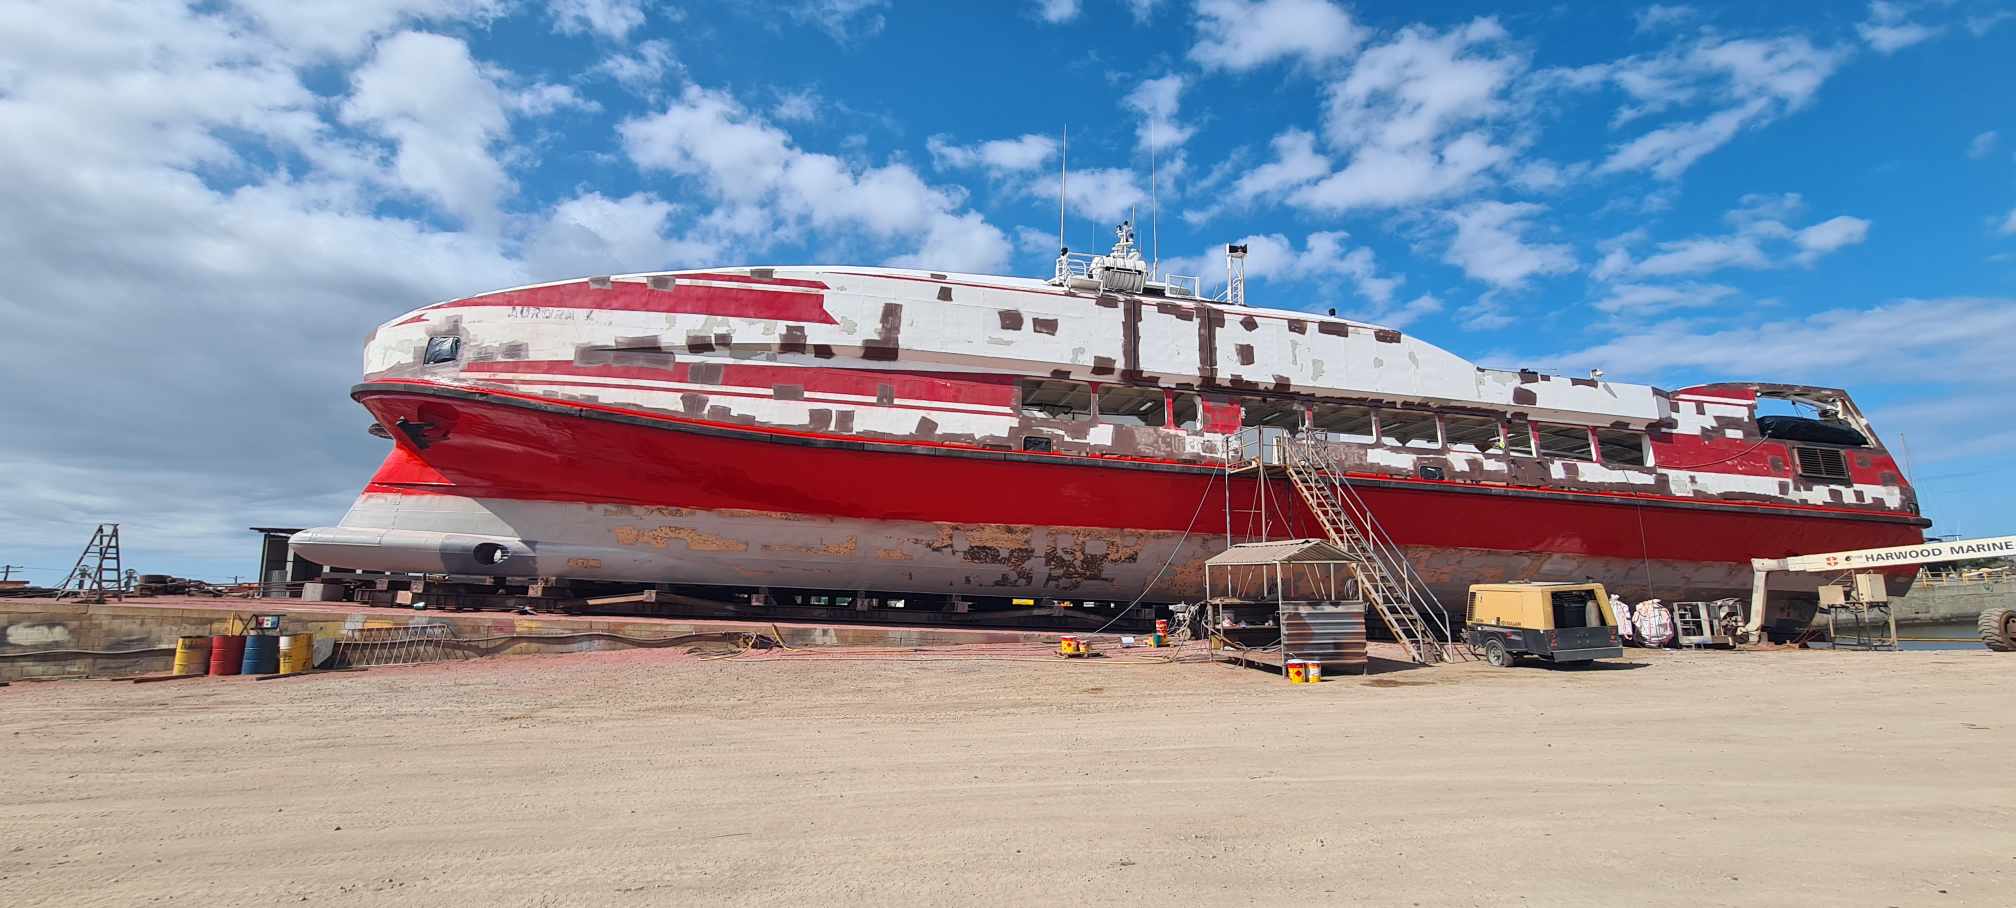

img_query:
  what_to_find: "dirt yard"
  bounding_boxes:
[3,642,2013,906]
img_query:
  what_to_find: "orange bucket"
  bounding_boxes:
[1286,660,1309,683]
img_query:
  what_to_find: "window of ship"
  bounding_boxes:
[1441,414,1503,454]
[1377,409,1439,449]
[1536,424,1594,460]
[423,335,460,365]
[1098,386,1165,427]
[1170,393,1201,431]
[1503,421,1536,457]
[1311,402,1375,441]
[1018,379,1091,420]
[1595,428,1649,467]
[1241,398,1304,432]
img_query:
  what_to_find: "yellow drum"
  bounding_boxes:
[1285,660,1309,683]
[1058,636,1082,657]
[171,635,211,676]
[1305,661,1324,683]
[277,633,316,674]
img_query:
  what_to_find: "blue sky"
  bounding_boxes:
[1,0,2013,583]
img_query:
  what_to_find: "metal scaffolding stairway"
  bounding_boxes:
[57,523,124,603]
[1273,436,1468,663]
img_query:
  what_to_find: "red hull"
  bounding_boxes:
[356,381,1926,573]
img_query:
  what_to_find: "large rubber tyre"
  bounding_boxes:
[1483,639,1515,668]
[1980,607,2016,653]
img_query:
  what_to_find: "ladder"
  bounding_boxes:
[1273,436,1467,663]
[57,523,124,603]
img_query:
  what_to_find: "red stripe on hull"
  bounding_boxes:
[355,385,1924,570]
[463,360,1019,408]
[429,276,837,324]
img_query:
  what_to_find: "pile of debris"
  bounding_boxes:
[129,574,226,598]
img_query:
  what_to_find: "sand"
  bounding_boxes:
[3,642,2013,906]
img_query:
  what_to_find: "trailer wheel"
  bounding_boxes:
[1980,607,2016,653]
[1483,639,1515,668]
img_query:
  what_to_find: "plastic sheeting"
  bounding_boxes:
[1634,599,1675,647]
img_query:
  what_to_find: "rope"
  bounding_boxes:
[1078,469,1222,639]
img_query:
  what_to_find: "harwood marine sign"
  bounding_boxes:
[1782,535,2016,573]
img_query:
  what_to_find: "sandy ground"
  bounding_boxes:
[3,642,2014,907]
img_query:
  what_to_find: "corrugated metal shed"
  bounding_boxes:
[1202,539,1355,566]
[1282,602,1368,673]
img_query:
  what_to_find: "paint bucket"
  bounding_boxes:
[1286,659,1309,683]
[240,634,280,676]
[171,636,211,676]
[1305,661,1324,683]
[209,635,246,676]
[1152,619,1168,647]
[1058,636,1081,657]
[277,633,315,674]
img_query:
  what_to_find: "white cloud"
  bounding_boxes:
[1125,0,1161,23]
[1543,297,2016,383]
[1591,282,1737,314]
[339,31,513,229]
[509,82,599,116]
[1324,19,1519,151]
[927,133,1058,174]
[886,212,1011,274]
[1288,20,1524,212]
[1597,34,1846,179]
[591,39,680,96]
[1596,194,1870,278]
[1054,167,1148,223]
[1034,0,1080,24]
[227,0,507,59]
[1508,158,1586,193]
[1600,99,1766,179]
[1633,5,1696,34]
[1793,215,1871,264]
[1124,74,1196,154]
[0,1,544,569]
[1441,201,1576,289]
[1159,232,1432,325]
[1969,10,2016,36]
[788,0,888,42]
[1858,1,1939,54]
[1969,131,2001,159]
[1224,129,1330,210]
[521,191,719,279]
[1188,0,1365,71]
[550,0,647,40]
[2002,208,2016,236]
[771,87,822,122]
[619,85,1010,272]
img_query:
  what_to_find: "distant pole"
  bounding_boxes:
[0,565,16,582]
[1149,115,1159,278]
[1057,124,1067,254]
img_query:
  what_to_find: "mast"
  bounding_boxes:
[1057,125,1067,256]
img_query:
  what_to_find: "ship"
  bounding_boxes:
[290,223,1929,626]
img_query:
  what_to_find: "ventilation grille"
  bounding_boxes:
[1795,446,1850,482]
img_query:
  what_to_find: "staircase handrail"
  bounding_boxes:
[1276,435,1462,648]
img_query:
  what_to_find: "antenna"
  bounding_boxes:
[1149,115,1159,279]
[1057,124,1067,255]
